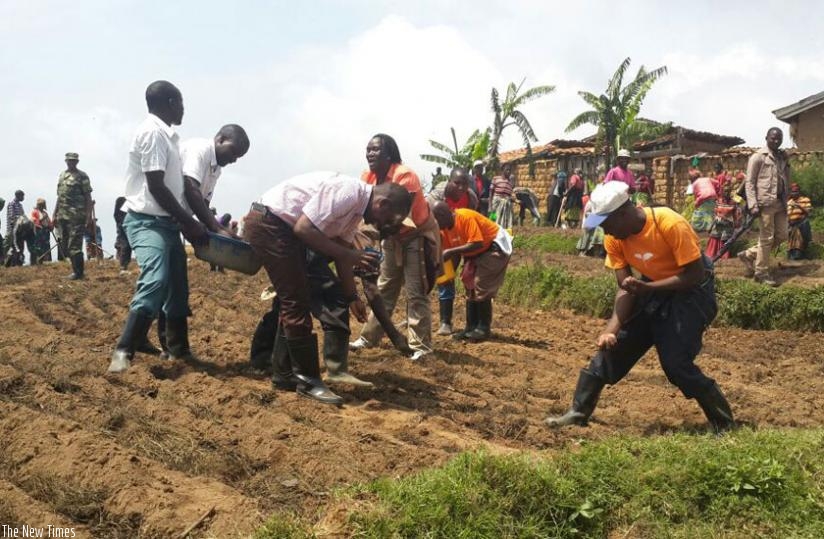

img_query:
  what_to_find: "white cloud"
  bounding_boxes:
[274,15,504,179]
[2,6,824,252]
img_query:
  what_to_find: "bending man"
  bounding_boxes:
[545,182,734,433]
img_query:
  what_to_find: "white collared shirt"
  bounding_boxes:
[123,114,189,216]
[180,138,222,203]
[258,171,372,243]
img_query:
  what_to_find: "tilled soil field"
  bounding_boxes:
[1,255,822,537]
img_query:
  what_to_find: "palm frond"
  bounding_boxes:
[490,87,500,114]
[420,154,457,167]
[504,81,519,105]
[578,91,604,110]
[565,110,601,133]
[428,139,455,156]
[511,110,538,143]
[513,84,556,107]
[606,57,632,98]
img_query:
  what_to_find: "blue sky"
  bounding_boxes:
[1,0,822,247]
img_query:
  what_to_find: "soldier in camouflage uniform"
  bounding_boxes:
[53,152,93,280]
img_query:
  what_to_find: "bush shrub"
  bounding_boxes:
[792,157,824,206]
[512,233,579,255]
[499,264,824,332]
[715,279,824,331]
[257,429,824,538]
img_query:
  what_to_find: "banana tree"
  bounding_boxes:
[566,58,667,166]
[487,79,555,174]
[420,127,491,170]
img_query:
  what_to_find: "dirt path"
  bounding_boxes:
[1,259,823,536]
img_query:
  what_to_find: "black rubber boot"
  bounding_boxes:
[324,331,373,387]
[249,308,278,371]
[66,252,84,280]
[165,316,197,361]
[271,324,298,391]
[108,311,154,373]
[453,301,479,340]
[133,315,162,356]
[437,299,454,335]
[287,334,343,405]
[696,382,736,433]
[466,299,492,342]
[544,369,605,427]
[157,312,168,358]
[135,336,162,356]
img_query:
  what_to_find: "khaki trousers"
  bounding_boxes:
[742,202,788,275]
[359,236,432,352]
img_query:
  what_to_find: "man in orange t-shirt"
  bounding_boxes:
[432,203,512,342]
[350,133,440,360]
[427,168,478,336]
[545,182,734,433]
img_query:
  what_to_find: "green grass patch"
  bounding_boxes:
[513,232,579,255]
[257,428,824,538]
[519,228,823,260]
[498,263,824,332]
[499,264,615,318]
[715,278,824,331]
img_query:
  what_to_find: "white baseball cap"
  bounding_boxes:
[472,160,484,167]
[584,181,630,228]
[617,149,631,158]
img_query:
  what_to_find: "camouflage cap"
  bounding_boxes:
[65,152,79,160]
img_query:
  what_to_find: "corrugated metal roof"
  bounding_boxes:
[773,90,824,121]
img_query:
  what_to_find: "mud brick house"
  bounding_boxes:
[660,146,824,209]
[500,125,743,207]
[773,90,824,151]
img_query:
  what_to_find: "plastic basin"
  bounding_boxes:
[193,232,262,275]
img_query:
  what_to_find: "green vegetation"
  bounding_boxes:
[498,263,824,332]
[792,157,824,233]
[512,232,580,255]
[793,157,824,207]
[716,278,824,331]
[257,428,824,538]
[810,210,824,234]
[565,57,668,166]
[420,127,491,171]
[487,79,556,172]
[500,264,615,318]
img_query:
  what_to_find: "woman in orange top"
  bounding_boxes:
[350,134,440,360]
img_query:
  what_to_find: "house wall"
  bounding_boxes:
[511,155,607,206]
[512,159,558,206]
[794,103,824,151]
[657,150,824,210]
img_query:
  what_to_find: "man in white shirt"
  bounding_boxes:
[244,172,413,404]
[108,80,211,374]
[179,124,249,225]
[151,124,251,357]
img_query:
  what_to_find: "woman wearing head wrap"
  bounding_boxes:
[787,183,813,260]
[30,198,53,263]
[690,171,720,233]
[705,181,740,260]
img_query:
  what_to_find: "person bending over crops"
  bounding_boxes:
[545,181,735,433]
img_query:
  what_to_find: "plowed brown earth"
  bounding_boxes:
[1,256,823,537]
